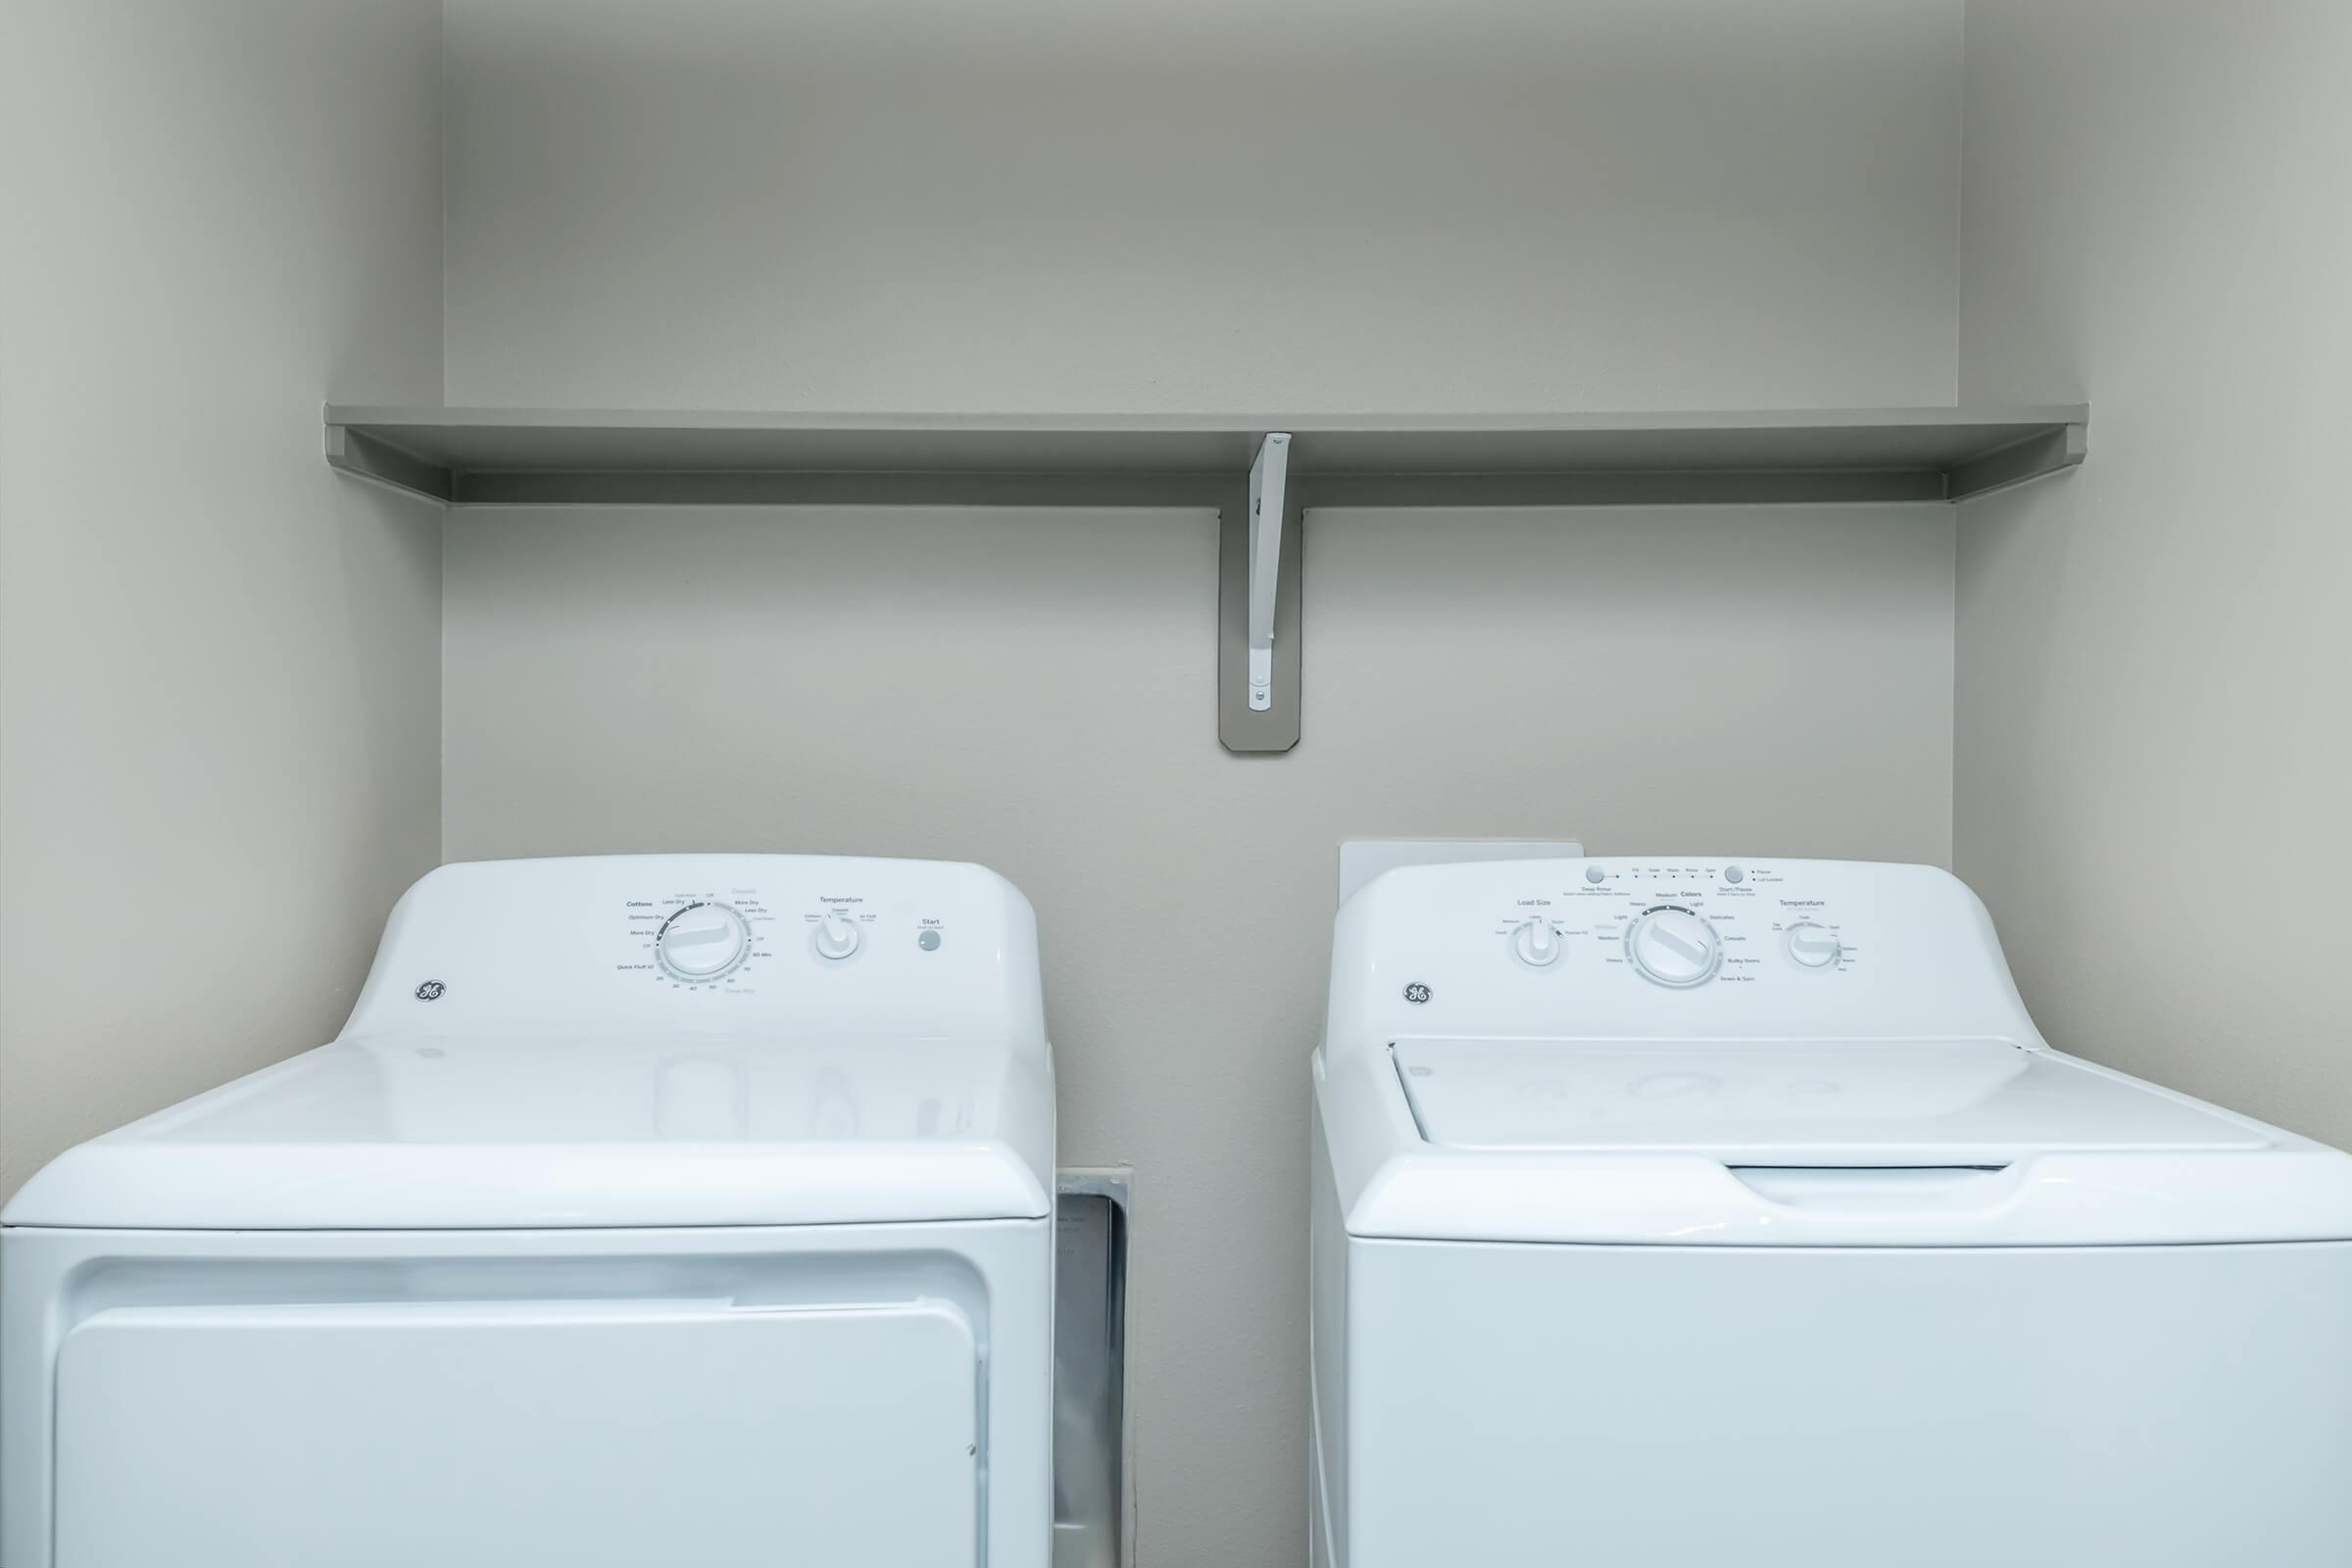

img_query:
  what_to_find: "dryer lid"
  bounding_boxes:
[1392,1038,2270,1166]
[2,1035,1054,1231]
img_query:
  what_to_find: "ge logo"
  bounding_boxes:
[414,981,446,1002]
[1403,983,1432,1004]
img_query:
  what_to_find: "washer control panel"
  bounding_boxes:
[1469,860,1849,991]
[1328,857,2035,1055]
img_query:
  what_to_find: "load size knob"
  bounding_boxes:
[1511,917,1563,968]
[657,902,751,980]
[1626,907,1722,988]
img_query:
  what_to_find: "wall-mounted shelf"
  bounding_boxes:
[325,404,2087,752]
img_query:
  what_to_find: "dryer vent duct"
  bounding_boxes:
[1054,1169,1131,1568]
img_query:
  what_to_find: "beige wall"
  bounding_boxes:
[0,1,446,1194]
[442,0,1964,412]
[437,6,1967,1561]
[1955,3,2352,1145]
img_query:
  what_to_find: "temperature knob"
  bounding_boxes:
[657,902,751,980]
[812,910,861,961]
[1511,917,1563,968]
[1626,907,1721,988]
[1785,921,1842,969]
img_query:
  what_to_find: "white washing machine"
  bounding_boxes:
[2,855,1054,1568]
[1310,857,2352,1568]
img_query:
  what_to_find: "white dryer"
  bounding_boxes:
[2,855,1054,1568]
[1311,857,2352,1568]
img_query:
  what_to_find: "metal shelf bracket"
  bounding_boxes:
[1245,433,1292,712]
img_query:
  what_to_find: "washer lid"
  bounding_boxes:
[1394,1038,2270,1165]
[2,1035,1053,1230]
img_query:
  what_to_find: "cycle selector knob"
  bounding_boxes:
[1785,921,1842,968]
[812,910,861,960]
[657,902,751,980]
[1511,917,1563,968]
[1626,907,1722,988]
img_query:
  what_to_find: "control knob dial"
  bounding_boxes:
[812,910,862,960]
[1785,921,1842,968]
[1626,907,1722,988]
[657,902,751,980]
[1511,916,1563,968]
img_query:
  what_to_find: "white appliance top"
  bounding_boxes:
[1394,1038,2267,1165]
[1316,858,2352,1247]
[4,856,1054,1230]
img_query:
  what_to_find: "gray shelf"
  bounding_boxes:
[326,405,2084,509]
[324,404,2086,753]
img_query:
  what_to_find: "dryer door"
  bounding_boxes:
[52,1296,978,1568]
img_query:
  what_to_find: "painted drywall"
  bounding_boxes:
[442,0,1963,412]
[0,1,446,1196]
[1954,3,2352,1147]
[434,5,1968,1562]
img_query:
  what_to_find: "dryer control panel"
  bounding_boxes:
[1325,858,2039,1061]
[341,855,1045,1045]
